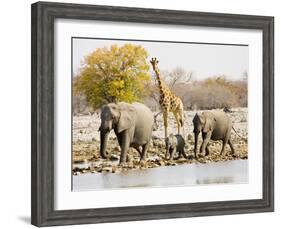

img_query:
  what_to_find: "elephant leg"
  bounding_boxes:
[140,143,149,162]
[205,144,211,156]
[116,134,122,146]
[177,149,188,159]
[163,111,168,138]
[175,150,182,159]
[228,139,236,155]
[220,139,228,156]
[200,132,212,156]
[119,131,130,165]
[170,148,176,161]
[165,148,170,160]
[182,149,188,159]
[134,146,142,155]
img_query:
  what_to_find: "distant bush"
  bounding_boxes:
[146,75,247,111]
[180,76,247,110]
[73,93,92,115]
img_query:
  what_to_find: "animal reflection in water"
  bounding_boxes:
[72,160,248,191]
[196,176,234,185]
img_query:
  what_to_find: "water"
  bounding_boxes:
[72,160,248,191]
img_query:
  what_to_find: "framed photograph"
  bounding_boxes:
[31,1,274,227]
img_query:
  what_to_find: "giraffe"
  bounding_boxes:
[150,57,184,138]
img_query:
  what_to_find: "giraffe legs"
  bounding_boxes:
[163,111,168,138]
[179,103,184,136]
[179,108,184,136]
[173,109,184,136]
[173,111,181,135]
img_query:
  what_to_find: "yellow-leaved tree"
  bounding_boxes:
[74,44,150,109]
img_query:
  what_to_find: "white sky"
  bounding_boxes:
[72,38,248,80]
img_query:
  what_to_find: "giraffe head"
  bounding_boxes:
[150,57,159,71]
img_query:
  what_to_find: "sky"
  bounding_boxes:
[72,38,249,81]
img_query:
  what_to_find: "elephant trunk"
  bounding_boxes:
[165,148,170,160]
[100,131,111,159]
[194,131,199,157]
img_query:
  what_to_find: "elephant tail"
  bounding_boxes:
[179,119,183,127]
[232,126,245,139]
[179,116,185,137]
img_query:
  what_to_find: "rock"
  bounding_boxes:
[96,167,102,173]
[114,146,121,151]
[110,155,119,161]
[153,139,164,147]
[128,162,134,169]
[111,166,116,173]
[187,134,193,141]
[166,161,177,166]
[186,154,194,160]
[83,159,88,163]
[102,167,111,172]
[73,167,80,172]
[103,163,112,168]
[126,155,133,162]
[139,160,147,167]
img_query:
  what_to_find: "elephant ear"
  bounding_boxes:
[117,104,136,133]
[203,119,211,132]
[198,114,205,124]
[203,115,215,132]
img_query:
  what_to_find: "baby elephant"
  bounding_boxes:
[193,111,236,158]
[165,134,188,160]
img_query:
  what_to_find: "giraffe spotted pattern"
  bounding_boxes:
[150,57,184,138]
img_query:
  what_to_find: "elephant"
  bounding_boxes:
[192,111,236,157]
[165,134,188,160]
[99,102,154,165]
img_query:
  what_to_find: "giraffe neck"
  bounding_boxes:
[153,66,166,95]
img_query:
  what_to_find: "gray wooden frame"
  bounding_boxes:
[31,1,274,227]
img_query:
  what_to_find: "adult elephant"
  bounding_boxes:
[192,111,236,158]
[99,102,154,165]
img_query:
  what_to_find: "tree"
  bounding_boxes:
[74,44,150,109]
[167,67,192,89]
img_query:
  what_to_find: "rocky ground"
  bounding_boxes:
[73,108,248,175]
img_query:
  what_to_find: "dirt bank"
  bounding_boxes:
[73,108,248,175]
